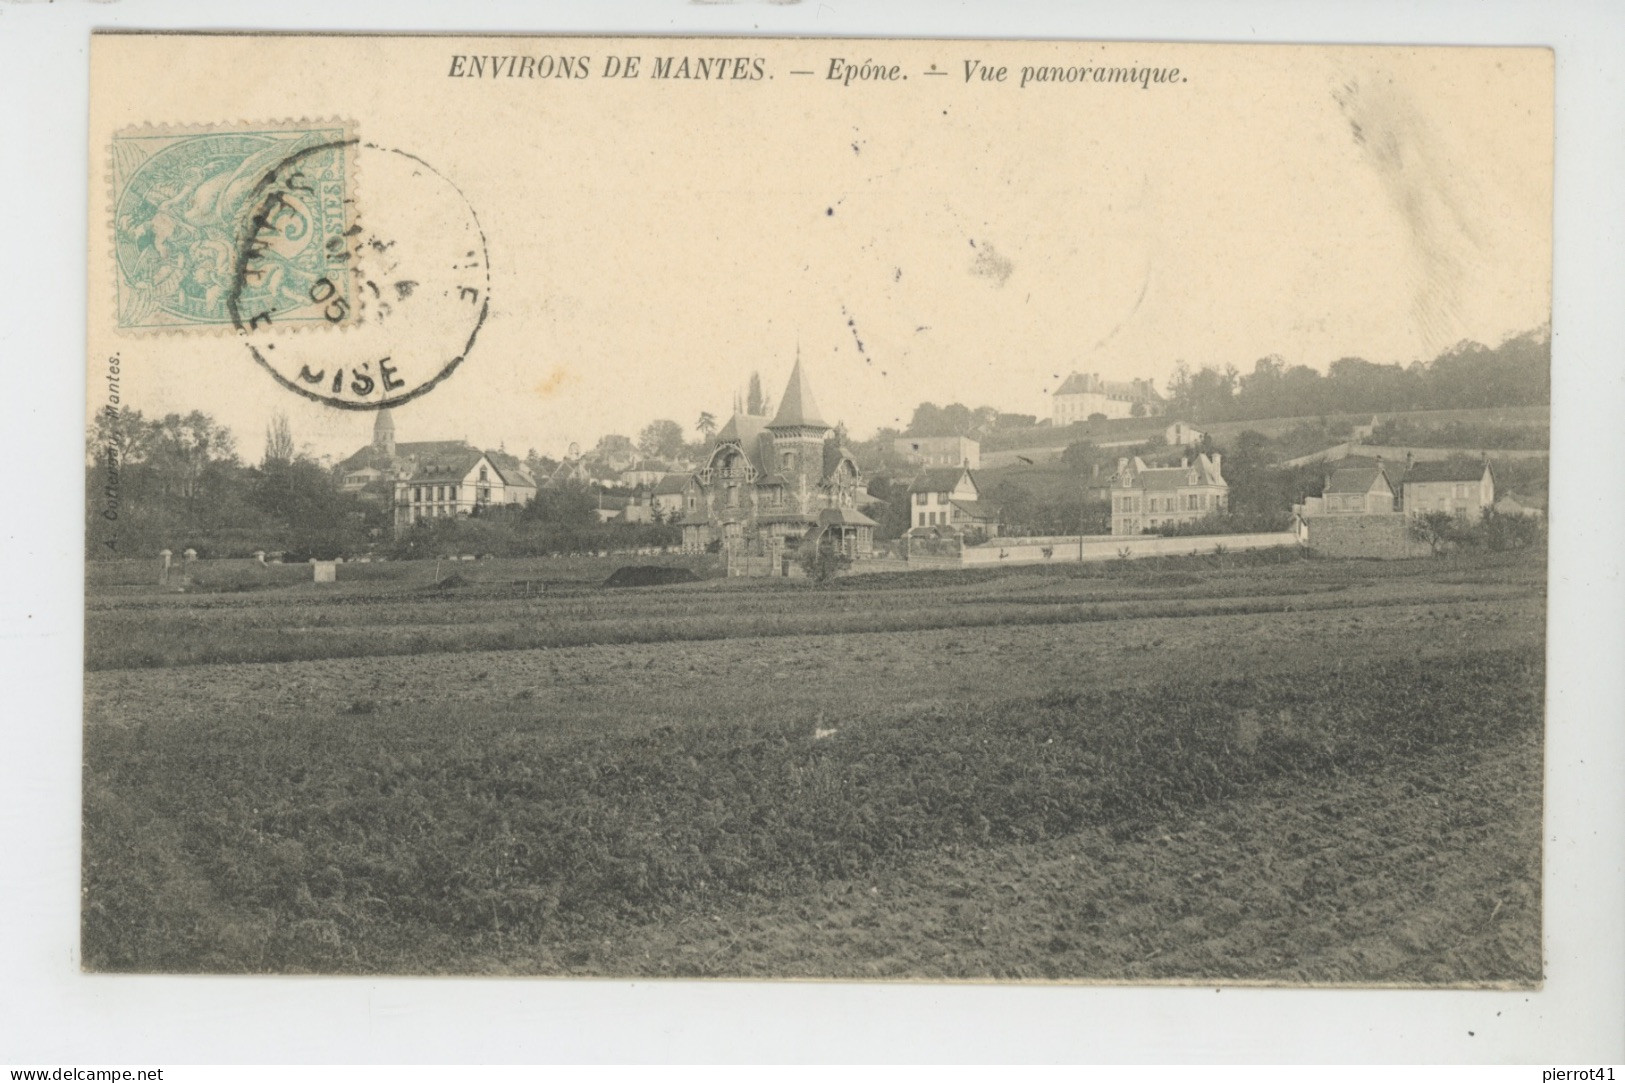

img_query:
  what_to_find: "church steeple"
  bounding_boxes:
[373,407,396,457]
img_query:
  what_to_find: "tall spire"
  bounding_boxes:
[373,407,396,456]
[769,356,828,430]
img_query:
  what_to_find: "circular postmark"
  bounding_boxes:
[226,140,490,411]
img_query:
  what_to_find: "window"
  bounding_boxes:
[479,466,488,482]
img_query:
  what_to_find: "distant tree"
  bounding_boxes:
[252,455,363,559]
[995,412,1038,430]
[522,481,598,527]
[1408,510,1459,557]
[908,401,984,437]
[799,533,853,583]
[696,411,718,441]
[594,433,635,462]
[638,419,686,460]
[148,411,239,511]
[87,406,154,466]
[908,402,943,436]
[747,371,771,417]
[263,411,295,467]
[1061,440,1100,469]
[1130,402,1147,418]
[864,476,913,540]
[523,448,558,481]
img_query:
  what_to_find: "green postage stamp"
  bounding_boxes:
[110,122,356,332]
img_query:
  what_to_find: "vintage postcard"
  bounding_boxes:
[84,33,1552,983]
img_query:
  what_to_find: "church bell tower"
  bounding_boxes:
[373,407,396,459]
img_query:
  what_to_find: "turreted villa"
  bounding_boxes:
[679,360,878,562]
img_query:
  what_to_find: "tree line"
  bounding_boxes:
[85,408,684,561]
[1163,326,1550,424]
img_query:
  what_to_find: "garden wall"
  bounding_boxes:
[1304,515,1430,560]
[960,531,1299,567]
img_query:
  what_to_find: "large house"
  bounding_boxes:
[1317,459,1400,516]
[1402,459,1495,521]
[1109,453,1228,535]
[1052,372,1164,424]
[393,446,538,531]
[907,466,999,537]
[651,473,700,520]
[678,360,879,558]
[336,410,537,532]
[893,435,980,469]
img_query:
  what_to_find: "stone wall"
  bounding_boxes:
[959,531,1299,567]
[1304,514,1429,560]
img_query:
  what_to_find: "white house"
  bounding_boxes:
[393,449,537,531]
[1051,372,1164,423]
[908,466,999,536]
[1110,453,1228,535]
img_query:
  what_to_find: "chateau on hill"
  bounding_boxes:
[678,360,879,560]
[1052,372,1164,423]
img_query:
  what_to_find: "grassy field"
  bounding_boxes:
[82,549,1546,982]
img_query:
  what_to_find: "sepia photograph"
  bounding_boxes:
[79,33,1554,986]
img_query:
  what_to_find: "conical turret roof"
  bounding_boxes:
[769,358,828,430]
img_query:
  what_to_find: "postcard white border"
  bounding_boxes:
[2,0,1621,1066]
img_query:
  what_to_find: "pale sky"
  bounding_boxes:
[89,37,1553,463]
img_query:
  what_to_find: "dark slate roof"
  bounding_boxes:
[823,441,859,477]
[653,473,694,495]
[1054,372,1097,395]
[949,499,998,522]
[1323,462,1393,495]
[1403,459,1491,484]
[336,445,386,472]
[407,449,487,484]
[909,467,975,494]
[768,359,828,429]
[817,506,879,527]
[1053,372,1163,400]
[486,450,538,489]
[1136,467,1194,492]
[715,413,773,473]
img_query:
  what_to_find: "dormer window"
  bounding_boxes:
[478,465,489,482]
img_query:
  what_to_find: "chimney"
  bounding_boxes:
[1406,451,1414,470]
[1117,457,1129,475]
[1181,457,1188,468]
[1211,452,1221,475]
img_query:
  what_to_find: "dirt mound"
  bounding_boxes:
[428,573,474,590]
[603,565,701,588]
